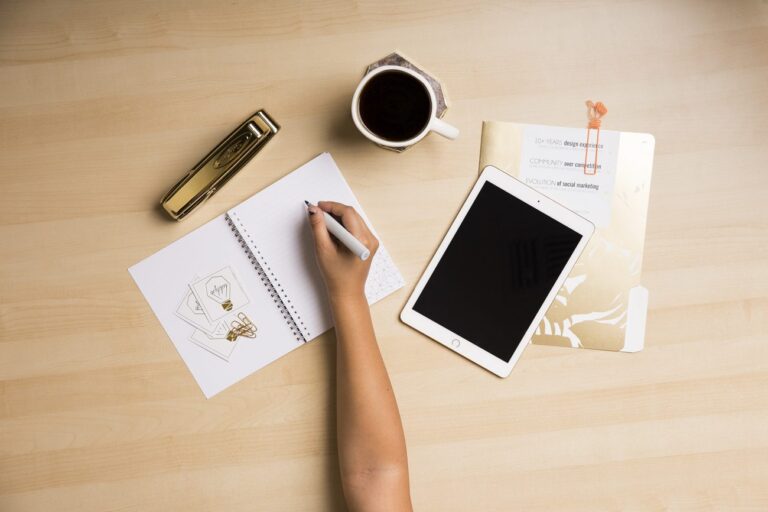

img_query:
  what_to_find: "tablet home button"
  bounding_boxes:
[451,339,461,348]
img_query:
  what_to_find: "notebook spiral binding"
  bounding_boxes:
[225,214,306,344]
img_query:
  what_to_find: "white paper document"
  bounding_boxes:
[518,124,620,228]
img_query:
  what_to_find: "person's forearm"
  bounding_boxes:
[332,293,410,504]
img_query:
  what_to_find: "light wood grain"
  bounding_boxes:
[1,1,767,510]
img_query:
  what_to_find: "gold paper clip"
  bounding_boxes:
[226,312,258,342]
[161,110,280,220]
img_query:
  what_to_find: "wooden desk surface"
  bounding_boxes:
[2,1,767,510]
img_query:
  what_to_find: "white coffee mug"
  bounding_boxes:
[351,65,459,148]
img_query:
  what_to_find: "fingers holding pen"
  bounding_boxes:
[317,201,379,253]
[307,202,335,253]
[307,200,376,298]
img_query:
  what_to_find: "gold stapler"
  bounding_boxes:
[161,110,279,220]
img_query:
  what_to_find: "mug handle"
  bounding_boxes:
[430,117,460,140]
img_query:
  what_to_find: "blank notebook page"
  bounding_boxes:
[227,153,404,341]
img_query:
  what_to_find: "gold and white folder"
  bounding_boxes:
[479,122,655,352]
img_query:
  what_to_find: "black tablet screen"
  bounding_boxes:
[413,182,583,362]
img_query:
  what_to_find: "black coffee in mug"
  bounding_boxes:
[358,70,432,142]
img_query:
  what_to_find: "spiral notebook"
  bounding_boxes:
[129,153,404,397]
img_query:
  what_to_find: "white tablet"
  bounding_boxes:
[401,165,595,377]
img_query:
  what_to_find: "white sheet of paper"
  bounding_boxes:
[175,288,230,337]
[188,328,239,361]
[190,266,250,322]
[518,124,619,228]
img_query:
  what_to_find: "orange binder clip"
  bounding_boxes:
[584,100,608,175]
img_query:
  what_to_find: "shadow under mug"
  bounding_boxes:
[351,65,459,149]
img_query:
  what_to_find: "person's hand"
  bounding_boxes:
[307,201,379,300]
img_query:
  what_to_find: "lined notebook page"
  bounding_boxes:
[227,153,404,341]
